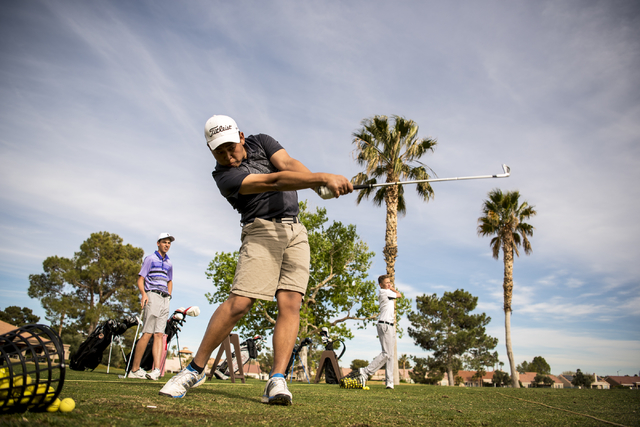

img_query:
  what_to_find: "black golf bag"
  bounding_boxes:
[70,316,139,371]
[320,327,346,384]
[284,337,313,378]
[212,335,264,380]
[125,306,198,374]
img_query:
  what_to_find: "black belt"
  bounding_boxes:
[242,216,300,227]
[378,321,394,326]
[149,289,171,299]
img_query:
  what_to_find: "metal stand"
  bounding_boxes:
[288,352,310,384]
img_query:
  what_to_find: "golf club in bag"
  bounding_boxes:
[69,316,139,371]
[284,337,313,382]
[319,327,346,384]
[315,164,511,199]
[125,306,200,375]
[212,335,265,380]
[1,324,65,414]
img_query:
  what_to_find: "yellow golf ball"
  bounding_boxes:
[47,398,60,412]
[364,386,370,390]
[59,397,75,412]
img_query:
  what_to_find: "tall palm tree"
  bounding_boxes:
[477,189,536,388]
[352,115,437,385]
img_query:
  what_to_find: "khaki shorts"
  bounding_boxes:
[231,218,310,300]
[141,291,170,334]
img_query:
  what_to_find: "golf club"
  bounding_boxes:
[120,315,142,379]
[315,164,510,199]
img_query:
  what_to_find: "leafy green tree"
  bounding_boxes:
[516,360,530,374]
[533,373,546,387]
[258,347,274,376]
[408,357,432,384]
[492,370,511,387]
[571,369,593,389]
[28,232,144,334]
[408,289,498,387]
[543,376,555,387]
[352,115,437,385]
[518,356,550,374]
[464,342,499,387]
[529,356,551,374]
[204,203,409,371]
[478,189,536,388]
[0,306,40,327]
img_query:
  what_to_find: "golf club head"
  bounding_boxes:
[173,312,184,321]
[502,164,510,176]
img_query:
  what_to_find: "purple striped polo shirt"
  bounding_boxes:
[139,251,173,292]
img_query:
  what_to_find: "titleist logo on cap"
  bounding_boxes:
[208,125,233,137]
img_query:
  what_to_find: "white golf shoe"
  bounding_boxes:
[146,368,161,380]
[159,366,206,398]
[127,368,147,379]
[261,376,292,406]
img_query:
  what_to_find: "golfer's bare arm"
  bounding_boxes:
[239,149,353,197]
[137,275,148,308]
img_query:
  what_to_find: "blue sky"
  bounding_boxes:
[1,0,638,377]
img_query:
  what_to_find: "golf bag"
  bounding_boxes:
[212,335,264,380]
[70,316,138,371]
[284,337,313,378]
[320,327,346,384]
[125,306,199,374]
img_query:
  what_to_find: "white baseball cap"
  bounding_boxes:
[157,233,175,242]
[205,115,240,151]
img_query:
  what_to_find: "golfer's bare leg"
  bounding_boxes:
[152,332,164,369]
[271,290,303,374]
[192,293,255,367]
[131,333,152,371]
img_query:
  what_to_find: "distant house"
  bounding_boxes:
[370,368,413,382]
[605,375,640,389]
[517,372,563,388]
[164,347,193,373]
[558,373,610,389]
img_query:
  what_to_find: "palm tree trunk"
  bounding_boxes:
[504,310,519,388]
[383,183,400,386]
[503,240,520,388]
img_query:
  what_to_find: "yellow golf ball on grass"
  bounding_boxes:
[59,397,75,412]
[47,398,61,412]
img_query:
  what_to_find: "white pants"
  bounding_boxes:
[363,323,395,387]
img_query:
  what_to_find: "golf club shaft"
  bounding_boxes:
[353,164,510,190]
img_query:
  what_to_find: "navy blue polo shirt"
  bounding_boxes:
[212,133,299,224]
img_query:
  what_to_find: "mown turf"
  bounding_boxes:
[1,367,638,426]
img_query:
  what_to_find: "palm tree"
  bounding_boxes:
[352,115,437,385]
[477,189,536,388]
[398,354,411,380]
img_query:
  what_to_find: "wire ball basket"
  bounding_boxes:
[0,324,66,414]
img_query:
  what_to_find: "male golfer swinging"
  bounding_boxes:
[159,115,352,405]
[343,275,401,389]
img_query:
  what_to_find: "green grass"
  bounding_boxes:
[1,367,639,426]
